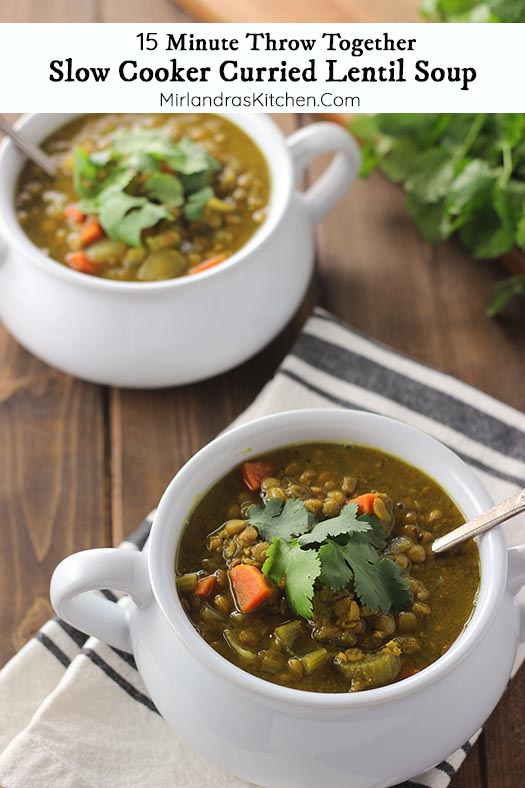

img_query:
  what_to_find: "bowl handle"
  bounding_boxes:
[286,123,361,223]
[50,548,151,653]
[507,544,525,641]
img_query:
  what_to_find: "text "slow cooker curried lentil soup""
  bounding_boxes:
[16,114,270,281]
[176,443,480,693]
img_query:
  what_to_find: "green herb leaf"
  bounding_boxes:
[110,127,177,158]
[375,114,452,145]
[320,540,412,613]
[183,186,214,221]
[73,148,103,198]
[445,160,495,220]
[78,167,137,214]
[345,542,412,613]
[117,202,171,248]
[405,196,445,243]
[89,149,116,167]
[97,187,170,248]
[248,498,313,542]
[256,496,409,619]
[459,186,515,259]
[348,115,379,144]
[420,0,511,20]
[298,502,370,545]
[405,149,455,204]
[489,0,525,21]
[487,274,525,317]
[516,215,525,249]
[495,115,525,150]
[379,139,420,184]
[145,173,184,210]
[318,541,353,592]
[166,136,221,177]
[262,538,321,619]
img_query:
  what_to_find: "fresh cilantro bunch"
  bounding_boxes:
[421,0,525,21]
[73,128,221,247]
[350,113,525,315]
[248,499,412,620]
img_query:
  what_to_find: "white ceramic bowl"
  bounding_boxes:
[0,114,360,387]
[50,409,525,788]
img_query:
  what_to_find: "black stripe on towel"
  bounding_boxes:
[36,632,71,668]
[111,646,138,671]
[54,617,88,649]
[395,781,431,788]
[127,517,154,550]
[462,741,472,755]
[82,648,158,714]
[279,368,524,488]
[293,331,525,463]
[436,761,456,777]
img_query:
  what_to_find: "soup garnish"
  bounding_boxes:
[177,443,480,693]
[16,114,270,281]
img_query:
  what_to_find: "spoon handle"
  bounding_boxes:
[432,488,525,554]
[0,116,57,178]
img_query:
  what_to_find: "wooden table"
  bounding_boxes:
[1,3,525,786]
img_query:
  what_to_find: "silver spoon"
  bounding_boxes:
[0,115,57,178]
[432,488,525,554]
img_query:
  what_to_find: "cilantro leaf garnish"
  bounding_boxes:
[298,502,370,545]
[318,540,353,592]
[117,202,171,248]
[166,137,221,176]
[183,186,215,222]
[262,538,321,619]
[334,542,412,613]
[314,516,411,613]
[318,538,412,613]
[110,127,179,158]
[145,173,184,210]
[73,149,103,198]
[97,188,170,248]
[254,496,412,620]
[247,498,313,542]
[71,127,222,247]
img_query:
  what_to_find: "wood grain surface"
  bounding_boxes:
[0,5,524,787]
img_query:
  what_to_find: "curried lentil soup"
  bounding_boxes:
[177,443,480,693]
[16,114,270,281]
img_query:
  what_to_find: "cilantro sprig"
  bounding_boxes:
[248,499,412,620]
[72,129,221,248]
[350,113,525,316]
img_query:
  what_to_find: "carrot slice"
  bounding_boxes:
[349,493,377,516]
[66,252,99,275]
[189,254,227,275]
[64,204,86,223]
[242,461,276,491]
[229,564,272,613]
[80,218,104,246]
[400,667,420,680]
[194,575,216,598]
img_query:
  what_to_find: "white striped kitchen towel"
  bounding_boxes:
[0,306,523,788]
